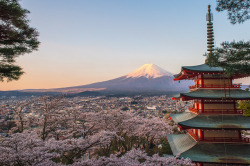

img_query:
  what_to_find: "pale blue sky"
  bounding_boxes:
[3,0,250,90]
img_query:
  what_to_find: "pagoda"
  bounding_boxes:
[167,5,250,166]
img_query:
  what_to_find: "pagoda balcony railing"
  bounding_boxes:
[189,84,241,89]
[187,129,250,143]
[189,107,243,114]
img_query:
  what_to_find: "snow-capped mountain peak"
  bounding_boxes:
[125,64,173,79]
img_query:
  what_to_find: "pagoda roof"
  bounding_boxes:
[174,89,250,100]
[167,134,250,164]
[174,64,223,80]
[166,134,197,155]
[170,112,250,129]
[181,64,223,72]
[174,64,248,80]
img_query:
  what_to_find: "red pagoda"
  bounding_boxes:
[167,5,250,166]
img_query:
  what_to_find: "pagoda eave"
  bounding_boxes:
[167,134,250,165]
[178,124,250,130]
[174,70,222,81]
[174,64,224,81]
[173,64,249,81]
[174,89,250,101]
[172,96,193,101]
[170,112,250,130]
[181,143,250,165]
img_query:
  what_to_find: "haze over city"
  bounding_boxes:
[1,0,250,90]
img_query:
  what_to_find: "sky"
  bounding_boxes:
[2,0,250,90]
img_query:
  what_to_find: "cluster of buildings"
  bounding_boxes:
[0,95,191,135]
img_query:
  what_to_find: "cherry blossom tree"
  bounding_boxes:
[46,131,122,164]
[84,110,175,156]
[0,99,37,134]
[9,100,35,133]
[242,130,250,141]
[72,148,193,166]
[0,131,192,165]
[34,96,69,141]
[0,131,58,166]
[0,97,192,165]
[130,117,175,154]
[58,106,97,139]
[0,130,123,165]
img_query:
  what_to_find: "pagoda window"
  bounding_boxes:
[203,130,240,142]
[204,100,234,103]
[203,74,228,79]
[203,103,235,113]
[203,78,231,88]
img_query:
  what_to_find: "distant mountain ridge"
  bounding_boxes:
[2,63,249,97]
[19,64,193,95]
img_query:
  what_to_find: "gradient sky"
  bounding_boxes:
[2,0,250,90]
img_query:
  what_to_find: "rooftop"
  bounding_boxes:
[181,64,223,72]
[167,134,250,164]
[170,112,250,129]
[174,64,223,80]
[174,64,248,80]
[174,89,250,100]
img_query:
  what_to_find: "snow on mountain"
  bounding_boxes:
[125,64,173,78]
[58,63,192,93]
[19,64,193,94]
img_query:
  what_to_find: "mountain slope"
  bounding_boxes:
[19,64,193,94]
[53,64,192,93]
[125,64,172,78]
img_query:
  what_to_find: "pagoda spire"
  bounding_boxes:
[206,5,214,54]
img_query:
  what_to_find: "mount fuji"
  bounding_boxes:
[42,64,192,95]
[125,64,173,79]
[15,64,193,96]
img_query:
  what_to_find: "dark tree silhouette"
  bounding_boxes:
[0,0,39,81]
[216,0,250,24]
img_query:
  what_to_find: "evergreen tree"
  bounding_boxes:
[0,0,39,81]
[216,0,250,24]
[205,41,250,76]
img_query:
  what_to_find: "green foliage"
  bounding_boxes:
[238,100,250,116]
[216,0,250,24]
[205,41,250,76]
[0,0,39,81]
[238,88,250,116]
[157,138,173,156]
[0,63,23,81]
